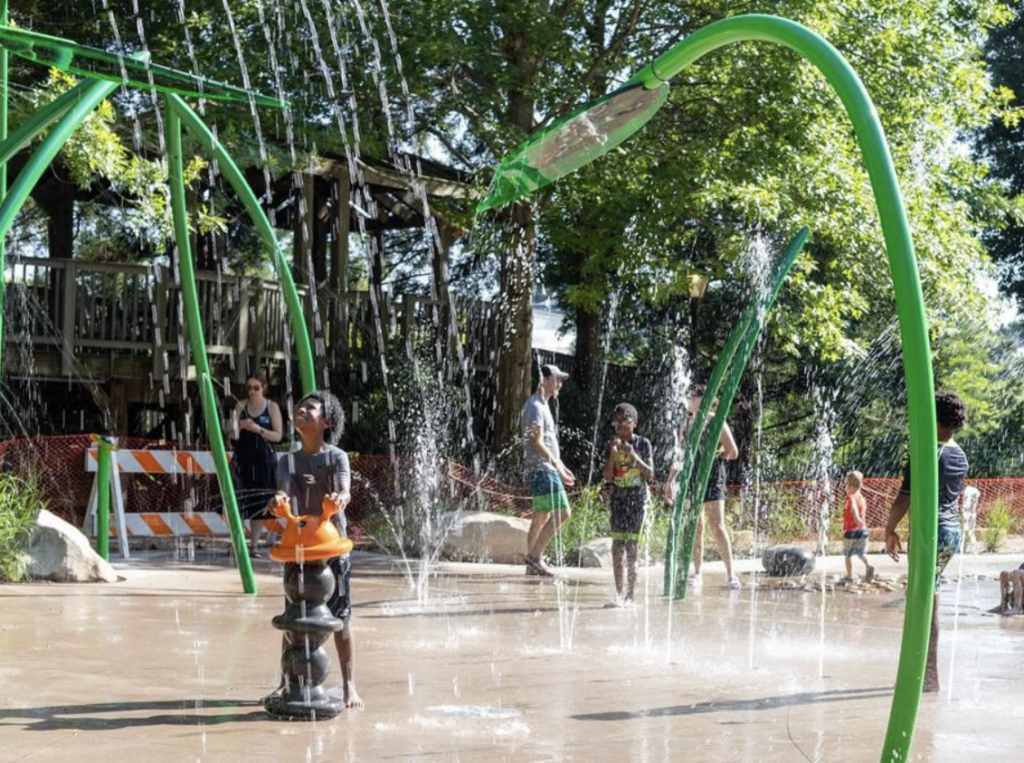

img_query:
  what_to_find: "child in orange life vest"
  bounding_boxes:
[842,470,875,583]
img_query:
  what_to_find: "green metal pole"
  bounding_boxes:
[664,298,753,596]
[1,2,9,337]
[624,16,936,761]
[166,94,316,395]
[0,77,118,380]
[166,103,257,594]
[669,228,809,599]
[0,85,85,167]
[92,435,114,561]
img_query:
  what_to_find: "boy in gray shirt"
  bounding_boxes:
[885,390,969,694]
[269,389,362,710]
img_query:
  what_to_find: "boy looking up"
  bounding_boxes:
[271,390,363,709]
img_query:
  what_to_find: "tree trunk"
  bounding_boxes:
[495,202,535,467]
[32,167,75,325]
[433,218,458,367]
[493,24,538,464]
[574,304,601,401]
[312,183,330,335]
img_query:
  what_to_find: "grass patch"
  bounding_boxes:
[0,472,46,581]
[983,500,1015,553]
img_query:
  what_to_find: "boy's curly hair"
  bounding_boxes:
[935,390,967,431]
[299,389,345,445]
[613,402,639,422]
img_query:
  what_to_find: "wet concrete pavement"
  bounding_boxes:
[1,549,1022,762]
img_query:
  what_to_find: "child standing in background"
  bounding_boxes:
[602,403,654,606]
[842,470,875,583]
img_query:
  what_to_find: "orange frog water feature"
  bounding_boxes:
[268,496,353,563]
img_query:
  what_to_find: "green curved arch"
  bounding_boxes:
[632,19,936,762]
[165,94,316,395]
[0,78,316,596]
[0,77,119,367]
[668,227,809,601]
[481,14,937,762]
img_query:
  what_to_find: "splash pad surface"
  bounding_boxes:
[1,551,1020,762]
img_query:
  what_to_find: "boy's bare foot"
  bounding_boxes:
[344,682,365,710]
[603,599,622,609]
[622,597,635,608]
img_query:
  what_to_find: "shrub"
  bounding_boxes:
[0,472,46,581]
[983,500,1014,553]
[358,502,462,557]
[766,498,808,541]
[551,486,610,563]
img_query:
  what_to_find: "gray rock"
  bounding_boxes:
[25,510,118,583]
[441,511,531,564]
[762,544,815,577]
[578,538,613,568]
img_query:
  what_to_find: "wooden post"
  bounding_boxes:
[254,281,268,377]
[235,275,251,382]
[295,172,314,289]
[153,266,168,381]
[333,168,350,372]
[60,260,76,376]
[402,296,416,358]
[370,230,388,353]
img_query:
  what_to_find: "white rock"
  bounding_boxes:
[441,511,531,564]
[578,538,613,568]
[25,510,118,583]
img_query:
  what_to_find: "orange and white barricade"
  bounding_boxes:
[82,445,252,559]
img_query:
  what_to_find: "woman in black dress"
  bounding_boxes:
[662,386,741,589]
[228,373,283,554]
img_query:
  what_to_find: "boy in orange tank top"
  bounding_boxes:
[842,471,875,583]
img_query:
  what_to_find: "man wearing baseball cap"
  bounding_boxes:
[521,363,575,576]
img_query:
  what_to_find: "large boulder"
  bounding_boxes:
[578,538,613,568]
[25,510,118,583]
[441,511,531,564]
[761,544,815,578]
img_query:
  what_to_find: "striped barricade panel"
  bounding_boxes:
[100,512,283,537]
[85,448,228,474]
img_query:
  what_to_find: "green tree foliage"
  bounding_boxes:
[4,1,1022,474]
[978,1,1024,307]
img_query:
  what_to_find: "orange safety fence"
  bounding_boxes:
[2,436,1022,533]
[732,477,1024,532]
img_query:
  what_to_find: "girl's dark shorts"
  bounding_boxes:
[610,487,648,539]
[698,460,727,503]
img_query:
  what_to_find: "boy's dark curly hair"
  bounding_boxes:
[935,390,967,431]
[299,389,345,445]
[613,402,639,422]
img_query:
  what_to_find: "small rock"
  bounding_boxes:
[762,545,815,577]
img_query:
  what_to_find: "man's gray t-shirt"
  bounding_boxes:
[277,445,351,534]
[521,393,558,474]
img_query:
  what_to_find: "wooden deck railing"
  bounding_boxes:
[2,257,498,382]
